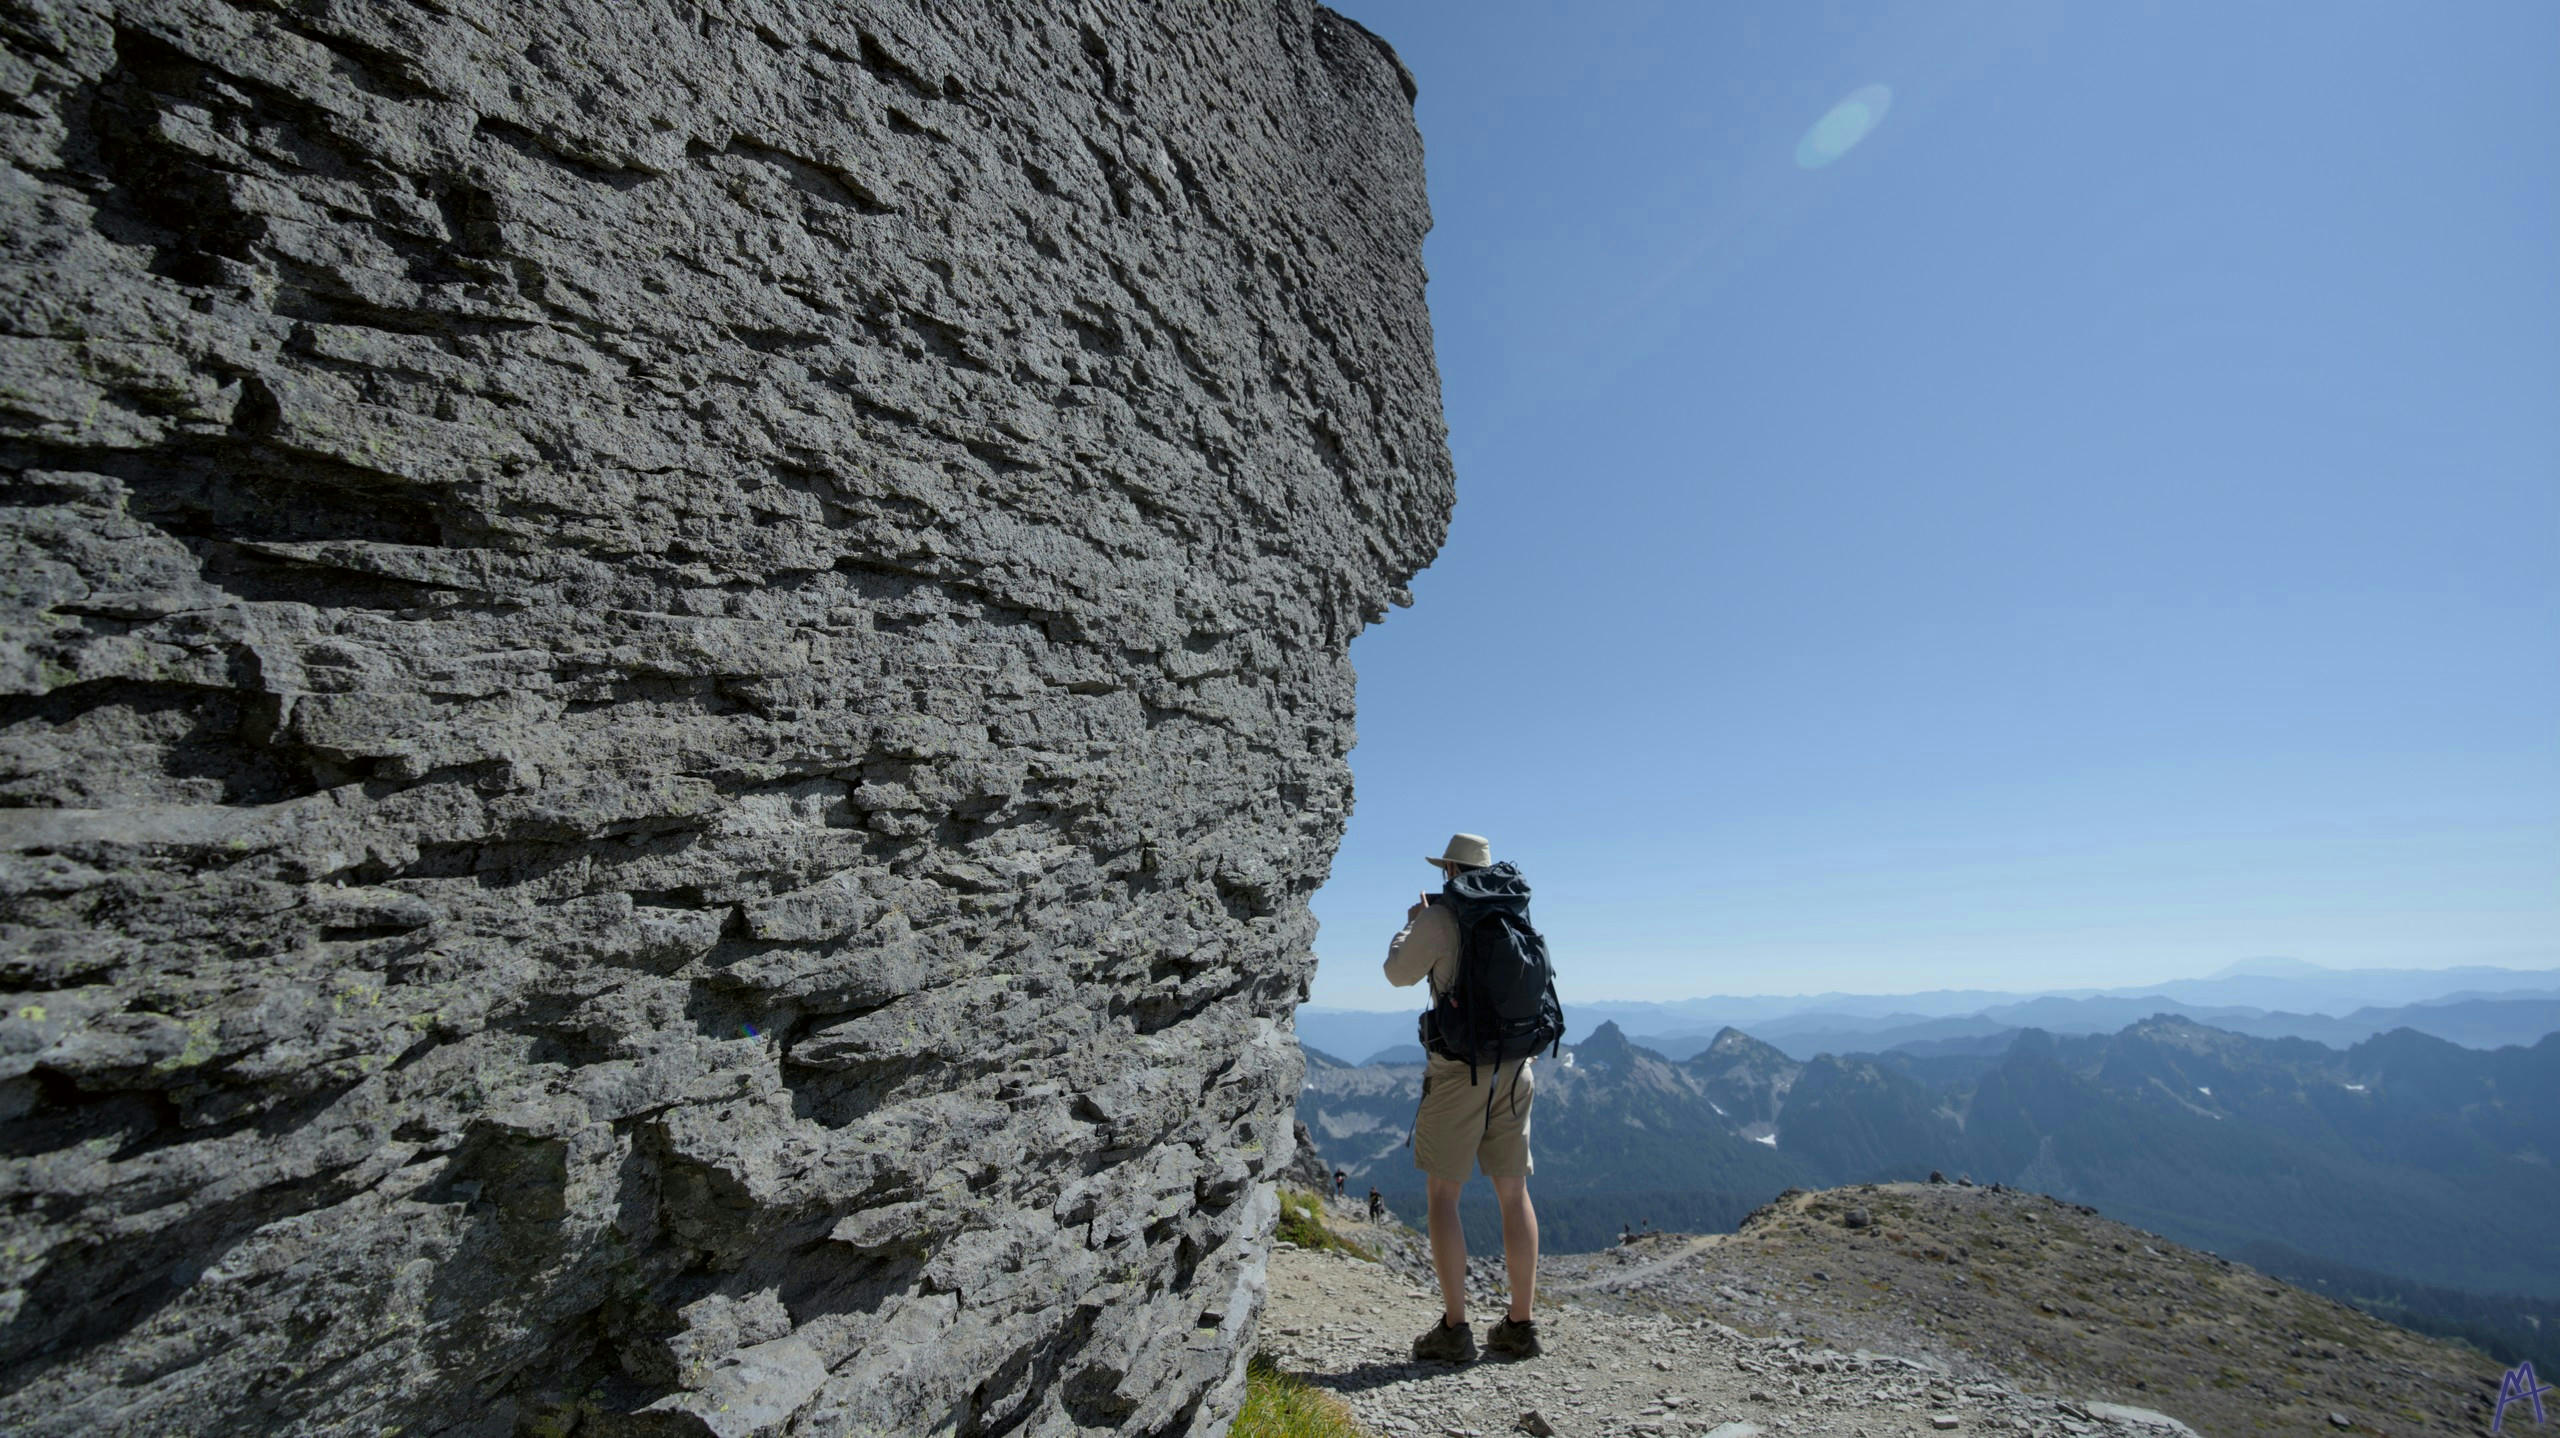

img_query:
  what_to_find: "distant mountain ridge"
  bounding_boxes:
[1297,960,2560,1063]
[1631,992,2560,1061]
[1292,1012,2560,1301]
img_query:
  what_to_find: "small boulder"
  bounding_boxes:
[1929,1170,1947,1184]
[1844,1208,1873,1229]
[2083,1403,2201,1436]
[1517,1414,1557,1438]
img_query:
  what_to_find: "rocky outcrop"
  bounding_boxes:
[1283,1117,1335,1194]
[0,2,1448,1433]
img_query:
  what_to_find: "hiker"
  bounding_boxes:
[1386,833,1565,1364]
[1334,1167,1347,1199]
[1368,1186,1385,1222]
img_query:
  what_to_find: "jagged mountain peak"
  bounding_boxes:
[1799,1050,1895,1082]
[2348,1024,2470,1066]
[1574,1018,1642,1064]
[2122,1011,2243,1046]
[1697,1025,1795,1066]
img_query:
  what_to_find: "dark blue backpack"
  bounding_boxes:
[1418,862,1566,1082]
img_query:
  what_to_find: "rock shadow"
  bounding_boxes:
[1279,1356,1455,1396]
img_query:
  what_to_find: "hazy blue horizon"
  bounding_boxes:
[1307,1,2559,1012]
[1300,954,2560,1016]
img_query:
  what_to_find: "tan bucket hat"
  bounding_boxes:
[1427,833,1492,871]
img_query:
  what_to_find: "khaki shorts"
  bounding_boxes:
[1412,1052,1534,1182]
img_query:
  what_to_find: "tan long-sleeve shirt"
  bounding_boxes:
[1383,902,1462,997]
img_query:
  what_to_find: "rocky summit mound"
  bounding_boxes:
[1542,1183,2508,1437]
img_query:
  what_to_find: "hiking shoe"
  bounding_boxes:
[1410,1316,1477,1364]
[1486,1315,1543,1359]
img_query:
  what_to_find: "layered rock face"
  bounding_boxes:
[0,2,1448,1433]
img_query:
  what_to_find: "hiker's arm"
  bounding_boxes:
[1384,905,1456,987]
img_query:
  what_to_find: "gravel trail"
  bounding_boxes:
[1263,1229,2202,1438]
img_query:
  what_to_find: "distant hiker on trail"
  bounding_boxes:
[1386,833,1566,1364]
[1334,1167,1347,1198]
[1368,1186,1385,1222]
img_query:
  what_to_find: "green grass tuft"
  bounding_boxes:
[1274,1188,1377,1263]
[1233,1355,1371,1438]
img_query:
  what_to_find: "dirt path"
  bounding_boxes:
[1262,1211,2204,1438]
[1546,1235,1728,1296]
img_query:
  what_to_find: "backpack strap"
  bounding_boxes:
[1549,970,1564,1058]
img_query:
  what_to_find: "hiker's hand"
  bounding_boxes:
[1407,895,1429,921]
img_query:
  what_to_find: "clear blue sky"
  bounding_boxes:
[1307,0,2560,1011]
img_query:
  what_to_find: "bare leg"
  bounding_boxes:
[1425,1174,1468,1325]
[1491,1174,1538,1322]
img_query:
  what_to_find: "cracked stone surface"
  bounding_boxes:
[0,2,1448,1433]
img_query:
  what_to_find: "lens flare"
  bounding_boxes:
[740,1021,761,1039]
[1795,84,1893,170]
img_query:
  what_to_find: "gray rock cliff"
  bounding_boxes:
[0,1,1448,1433]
